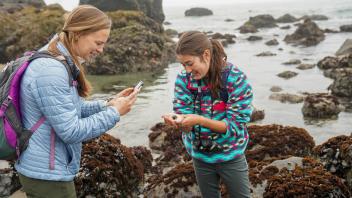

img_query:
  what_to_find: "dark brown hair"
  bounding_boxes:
[48,5,111,97]
[176,31,227,98]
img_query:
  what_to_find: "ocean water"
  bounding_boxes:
[107,0,352,147]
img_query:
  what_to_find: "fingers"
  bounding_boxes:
[162,115,178,127]
[118,87,134,97]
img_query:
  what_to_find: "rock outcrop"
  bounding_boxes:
[75,134,146,197]
[302,93,342,119]
[284,19,325,46]
[80,0,165,23]
[184,7,213,17]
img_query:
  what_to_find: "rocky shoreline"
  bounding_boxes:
[2,123,352,197]
[1,0,352,197]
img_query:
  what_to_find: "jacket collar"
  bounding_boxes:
[56,41,80,80]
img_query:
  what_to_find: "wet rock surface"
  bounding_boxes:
[0,162,20,197]
[284,19,325,46]
[144,162,201,198]
[0,5,65,63]
[243,14,277,29]
[277,71,298,79]
[239,23,258,34]
[246,124,315,161]
[185,7,213,17]
[276,14,298,23]
[280,25,291,29]
[317,54,352,98]
[270,86,283,92]
[87,11,176,74]
[314,134,352,189]
[336,39,352,56]
[262,157,350,198]
[302,93,342,119]
[296,63,315,70]
[247,35,263,41]
[265,39,279,46]
[75,134,145,198]
[340,24,352,32]
[0,0,45,13]
[300,14,329,21]
[250,108,265,122]
[256,51,276,56]
[282,59,301,65]
[165,28,178,37]
[80,0,165,23]
[209,32,236,47]
[0,6,175,74]
[269,93,304,103]
[148,123,191,168]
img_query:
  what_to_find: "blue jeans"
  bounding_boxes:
[193,155,250,198]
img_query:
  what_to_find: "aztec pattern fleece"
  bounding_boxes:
[173,63,253,163]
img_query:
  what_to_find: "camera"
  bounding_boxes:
[192,138,223,153]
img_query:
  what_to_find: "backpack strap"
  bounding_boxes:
[29,51,76,87]
[28,51,78,170]
[186,63,232,103]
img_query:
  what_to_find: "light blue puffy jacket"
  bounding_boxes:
[15,42,120,181]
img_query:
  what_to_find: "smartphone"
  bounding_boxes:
[134,81,144,91]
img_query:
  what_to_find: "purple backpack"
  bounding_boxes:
[0,51,74,162]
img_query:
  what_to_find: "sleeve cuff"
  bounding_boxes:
[107,106,120,122]
[98,100,108,111]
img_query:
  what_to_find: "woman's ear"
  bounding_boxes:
[203,49,211,64]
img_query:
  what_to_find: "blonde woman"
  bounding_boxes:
[15,5,137,197]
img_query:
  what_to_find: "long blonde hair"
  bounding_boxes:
[48,5,111,97]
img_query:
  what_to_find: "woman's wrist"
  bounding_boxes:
[197,115,205,126]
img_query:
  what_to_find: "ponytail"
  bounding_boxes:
[208,39,227,98]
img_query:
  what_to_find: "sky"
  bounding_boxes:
[43,0,287,11]
[44,0,79,11]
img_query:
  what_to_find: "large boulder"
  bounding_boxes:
[314,135,352,189]
[185,7,213,17]
[276,14,298,23]
[302,93,342,119]
[0,5,65,63]
[80,0,165,23]
[336,39,352,56]
[75,134,146,197]
[86,11,176,74]
[284,19,325,46]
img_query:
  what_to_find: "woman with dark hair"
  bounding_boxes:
[163,31,253,198]
[15,5,138,197]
